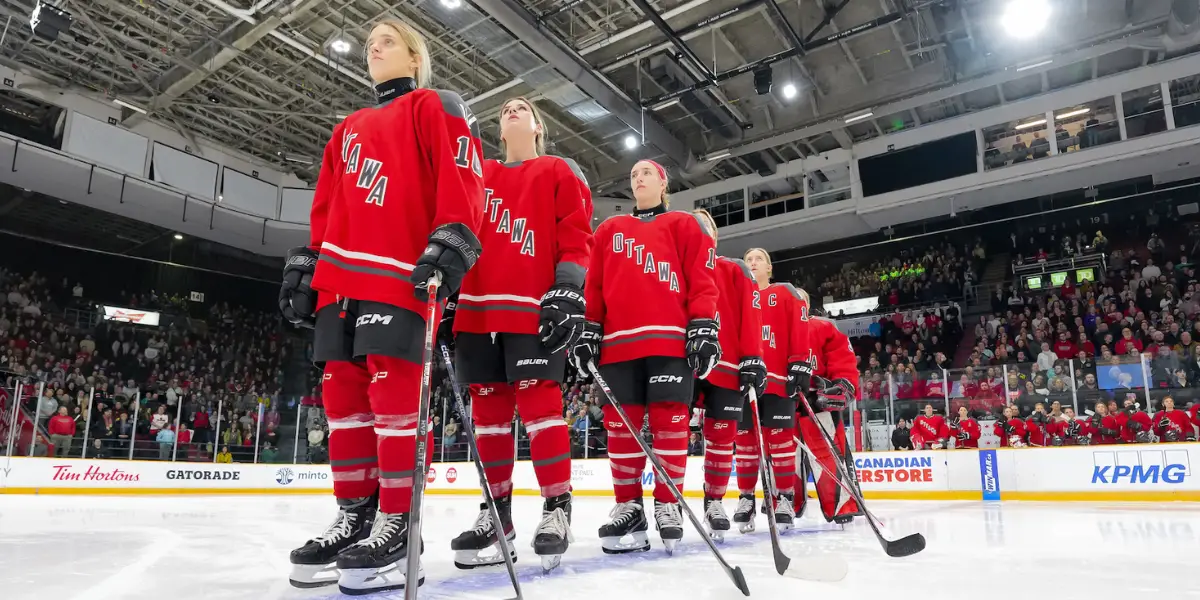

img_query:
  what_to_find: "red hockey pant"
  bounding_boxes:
[604,402,689,503]
[322,357,432,514]
[471,379,571,499]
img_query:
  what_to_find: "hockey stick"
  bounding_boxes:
[746,388,847,583]
[438,343,523,600]
[405,276,442,600]
[795,394,925,558]
[588,362,750,597]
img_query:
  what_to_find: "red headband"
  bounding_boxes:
[637,160,668,182]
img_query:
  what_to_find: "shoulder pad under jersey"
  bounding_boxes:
[682,210,715,237]
[722,257,754,281]
[773,282,806,303]
[549,155,589,187]
[430,89,480,137]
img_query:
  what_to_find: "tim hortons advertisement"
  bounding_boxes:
[2,459,338,491]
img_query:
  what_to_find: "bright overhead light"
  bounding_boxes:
[440,0,462,8]
[112,98,147,115]
[623,134,638,150]
[844,111,874,124]
[706,151,731,162]
[1015,118,1047,130]
[781,83,798,100]
[1055,108,1090,119]
[651,98,681,111]
[329,38,351,54]
[1002,0,1051,39]
[1016,59,1053,72]
[173,234,184,241]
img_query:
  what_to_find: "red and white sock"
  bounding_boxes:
[702,417,736,499]
[470,383,518,499]
[322,360,379,500]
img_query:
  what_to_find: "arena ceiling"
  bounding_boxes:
[0,0,1192,197]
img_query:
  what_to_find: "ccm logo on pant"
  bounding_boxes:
[356,314,393,327]
[649,375,683,384]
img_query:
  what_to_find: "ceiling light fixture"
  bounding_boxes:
[781,82,798,100]
[441,0,462,8]
[1016,59,1053,72]
[1055,108,1090,119]
[112,98,147,115]
[1002,0,1051,39]
[706,150,731,162]
[173,234,184,240]
[844,111,874,124]
[329,38,351,54]
[651,98,681,111]
[1015,118,1047,130]
[623,134,639,150]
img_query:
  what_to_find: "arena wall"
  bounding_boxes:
[2,445,1197,501]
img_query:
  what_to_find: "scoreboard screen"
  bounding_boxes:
[1025,275,1043,290]
[1050,271,1068,286]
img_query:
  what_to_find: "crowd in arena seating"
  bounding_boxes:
[810,238,983,311]
[0,266,288,462]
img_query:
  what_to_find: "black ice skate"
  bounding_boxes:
[598,499,651,554]
[773,493,796,532]
[336,511,425,596]
[288,494,376,588]
[653,500,684,555]
[703,497,730,542]
[732,493,756,534]
[533,492,573,572]
[450,497,517,570]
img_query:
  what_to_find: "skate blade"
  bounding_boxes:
[662,538,679,555]
[540,554,563,573]
[737,521,756,534]
[776,521,795,532]
[452,544,518,570]
[338,564,424,596]
[706,527,727,543]
[288,562,338,588]
[600,531,651,554]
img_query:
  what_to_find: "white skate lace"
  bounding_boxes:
[775,495,794,517]
[607,501,641,527]
[354,512,403,549]
[735,496,754,516]
[312,510,357,547]
[654,502,682,529]
[470,508,494,535]
[536,507,570,539]
[705,500,729,523]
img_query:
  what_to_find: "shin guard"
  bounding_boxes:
[798,411,861,522]
[323,360,379,500]
[765,426,797,496]
[471,383,518,498]
[702,417,736,499]
[648,402,689,503]
[733,428,760,495]
[515,379,572,498]
[603,403,647,503]
[366,355,429,514]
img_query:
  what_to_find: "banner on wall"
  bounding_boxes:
[851,452,946,489]
[979,449,1001,500]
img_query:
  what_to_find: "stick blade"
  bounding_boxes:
[772,546,791,575]
[884,533,926,558]
[729,566,751,596]
[781,553,849,583]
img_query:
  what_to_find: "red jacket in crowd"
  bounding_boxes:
[1154,409,1194,442]
[48,414,75,436]
[1053,340,1079,360]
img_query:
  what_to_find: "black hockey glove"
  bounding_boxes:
[1135,430,1151,443]
[685,318,721,379]
[279,246,318,328]
[538,283,586,354]
[411,223,482,302]
[1002,422,1016,436]
[1076,435,1091,446]
[739,356,768,398]
[1051,435,1064,447]
[1100,426,1120,437]
[1158,416,1171,431]
[1127,418,1143,433]
[1165,429,1180,443]
[1067,421,1081,437]
[957,430,969,442]
[813,375,855,411]
[570,321,602,374]
[786,360,813,399]
[437,294,457,350]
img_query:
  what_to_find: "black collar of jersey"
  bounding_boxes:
[375,77,417,105]
[633,202,667,217]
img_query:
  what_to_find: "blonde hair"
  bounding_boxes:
[663,191,671,208]
[500,96,547,156]
[692,209,718,243]
[372,19,432,89]
[744,247,772,278]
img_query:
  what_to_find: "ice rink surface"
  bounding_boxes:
[2,494,1199,600]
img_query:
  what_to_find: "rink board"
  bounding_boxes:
[2,444,1199,501]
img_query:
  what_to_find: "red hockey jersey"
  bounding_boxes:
[949,417,980,448]
[758,283,812,397]
[912,414,947,447]
[1154,409,1194,441]
[707,257,763,391]
[455,156,594,334]
[1083,413,1120,444]
[998,418,1027,446]
[1026,416,1050,446]
[1115,410,1153,443]
[309,88,485,316]
[585,210,717,365]
[808,317,859,394]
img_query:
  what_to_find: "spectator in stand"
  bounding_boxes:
[261,442,279,463]
[156,422,176,460]
[150,405,169,435]
[47,405,75,456]
[1115,327,1143,356]
[216,445,233,463]
[892,419,913,450]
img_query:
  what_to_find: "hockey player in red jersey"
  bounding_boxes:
[1156,397,1197,442]
[1116,397,1154,443]
[798,312,863,525]
[572,159,719,555]
[912,404,948,449]
[1086,401,1120,444]
[689,210,765,542]
[279,20,485,594]
[732,248,811,533]
[445,97,593,572]
[1026,402,1051,446]
[997,405,1028,447]
[948,406,980,449]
